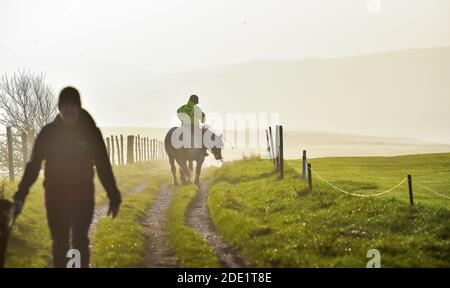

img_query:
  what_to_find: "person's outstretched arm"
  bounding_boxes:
[14,128,47,203]
[93,127,122,208]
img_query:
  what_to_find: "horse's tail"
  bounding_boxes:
[164,127,178,156]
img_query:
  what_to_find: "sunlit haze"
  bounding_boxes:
[1,0,450,143]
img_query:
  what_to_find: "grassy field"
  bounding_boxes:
[3,153,449,268]
[208,154,450,267]
[166,184,221,268]
[4,161,168,268]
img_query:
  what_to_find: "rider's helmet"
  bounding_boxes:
[189,95,199,104]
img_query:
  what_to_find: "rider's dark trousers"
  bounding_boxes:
[46,200,94,268]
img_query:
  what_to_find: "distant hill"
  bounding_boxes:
[136,46,450,144]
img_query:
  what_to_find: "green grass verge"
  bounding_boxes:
[167,184,221,267]
[208,155,450,267]
[91,174,170,268]
[3,180,51,267]
[4,161,168,268]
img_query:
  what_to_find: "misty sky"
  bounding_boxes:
[1,0,450,142]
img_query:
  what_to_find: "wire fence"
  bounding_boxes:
[302,159,450,203]
[309,167,408,198]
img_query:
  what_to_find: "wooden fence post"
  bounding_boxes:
[144,137,148,162]
[21,132,28,168]
[308,163,313,191]
[145,137,149,161]
[148,138,151,160]
[143,137,146,162]
[140,135,142,162]
[29,129,36,145]
[157,140,159,160]
[115,136,120,165]
[151,139,155,160]
[302,150,307,180]
[110,135,115,165]
[268,126,275,164]
[6,127,14,181]
[149,137,152,162]
[143,137,145,161]
[134,135,140,163]
[265,129,271,159]
[127,135,135,164]
[150,138,153,160]
[141,136,144,162]
[408,174,414,207]
[275,126,280,172]
[279,125,284,180]
[157,141,160,160]
[135,135,138,162]
[163,141,166,160]
[120,135,124,165]
[139,135,143,162]
[106,137,111,160]
[143,137,146,161]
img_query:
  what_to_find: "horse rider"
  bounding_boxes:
[177,94,208,156]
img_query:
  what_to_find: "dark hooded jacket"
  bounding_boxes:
[14,109,121,207]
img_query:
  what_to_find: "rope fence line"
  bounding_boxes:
[298,155,449,206]
[306,160,450,201]
[414,182,450,200]
[308,167,408,198]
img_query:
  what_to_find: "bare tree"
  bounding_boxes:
[0,132,25,174]
[0,70,57,173]
[0,70,57,137]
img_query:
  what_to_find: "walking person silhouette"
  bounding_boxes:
[12,87,122,268]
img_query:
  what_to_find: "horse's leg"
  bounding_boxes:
[194,157,204,186]
[168,154,178,186]
[178,160,191,185]
[179,167,183,183]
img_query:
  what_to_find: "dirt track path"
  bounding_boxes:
[89,181,149,237]
[143,183,177,267]
[186,180,245,268]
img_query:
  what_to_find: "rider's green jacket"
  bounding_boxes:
[177,100,205,125]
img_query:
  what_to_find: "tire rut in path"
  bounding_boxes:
[143,183,177,267]
[89,181,149,237]
[186,180,245,268]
